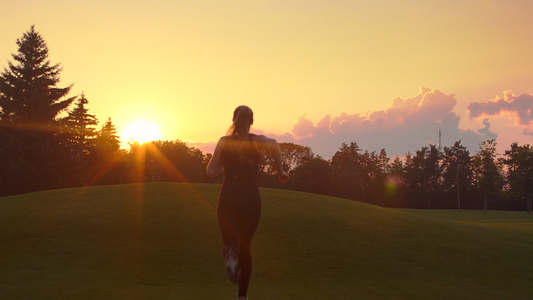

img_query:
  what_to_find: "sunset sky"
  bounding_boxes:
[1,0,532,158]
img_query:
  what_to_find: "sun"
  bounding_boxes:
[123,120,161,144]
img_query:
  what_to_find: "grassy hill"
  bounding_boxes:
[0,183,531,299]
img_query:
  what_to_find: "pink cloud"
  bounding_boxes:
[292,114,315,139]
[271,88,496,158]
[468,91,533,135]
[185,141,217,154]
[195,88,501,158]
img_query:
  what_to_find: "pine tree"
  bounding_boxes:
[0,25,75,194]
[0,25,74,123]
[91,118,124,185]
[95,117,121,157]
[61,93,98,157]
[59,93,98,186]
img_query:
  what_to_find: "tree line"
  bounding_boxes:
[278,139,532,213]
[1,26,532,213]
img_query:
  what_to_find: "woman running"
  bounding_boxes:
[207,105,289,300]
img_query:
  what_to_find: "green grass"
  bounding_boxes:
[0,183,532,299]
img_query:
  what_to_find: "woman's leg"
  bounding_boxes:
[218,189,260,298]
[237,200,261,298]
[217,194,242,283]
[237,232,253,298]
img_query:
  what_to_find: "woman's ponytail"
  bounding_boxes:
[227,105,254,138]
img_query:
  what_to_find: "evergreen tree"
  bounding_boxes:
[61,93,98,155]
[0,25,74,122]
[59,93,98,186]
[0,25,75,194]
[95,117,121,157]
[91,117,124,185]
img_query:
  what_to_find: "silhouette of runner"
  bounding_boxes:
[207,105,288,300]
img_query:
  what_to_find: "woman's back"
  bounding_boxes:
[221,134,261,188]
[206,105,288,300]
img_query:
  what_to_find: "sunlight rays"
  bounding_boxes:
[86,142,217,214]
[139,143,216,212]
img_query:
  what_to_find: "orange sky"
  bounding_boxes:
[1,0,532,157]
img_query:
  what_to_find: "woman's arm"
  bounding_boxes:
[253,135,289,184]
[206,137,225,178]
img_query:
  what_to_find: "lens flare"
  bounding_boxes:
[385,175,402,196]
[123,120,161,144]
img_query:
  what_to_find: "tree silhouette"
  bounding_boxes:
[472,139,503,212]
[259,142,314,186]
[0,25,75,194]
[89,117,125,185]
[287,156,334,196]
[58,93,98,186]
[443,140,472,209]
[331,142,368,201]
[0,25,74,123]
[503,143,533,214]
[365,149,390,205]
[387,156,407,207]
[405,145,443,208]
[95,117,121,157]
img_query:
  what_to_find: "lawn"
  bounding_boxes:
[0,182,531,299]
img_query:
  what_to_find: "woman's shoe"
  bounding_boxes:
[225,248,240,284]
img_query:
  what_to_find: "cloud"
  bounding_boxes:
[185,141,217,154]
[270,88,497,158]
[477,118,493,136]
[192,88,501,158]
[292,114,316,139]
[468,91,533,135]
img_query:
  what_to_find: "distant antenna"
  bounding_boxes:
[438,129,442,150]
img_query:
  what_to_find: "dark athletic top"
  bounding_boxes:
[221,134,261,189]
